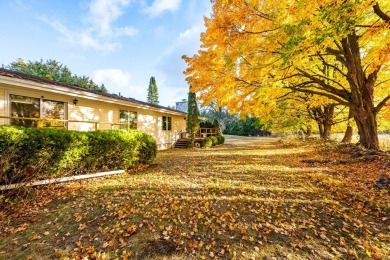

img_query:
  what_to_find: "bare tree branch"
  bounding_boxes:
[373,3,390,22]
[285,86,350,106]
[375,78,390,87]
[295,68,350,100]
[375,94,390,113]
[316,52,348,78]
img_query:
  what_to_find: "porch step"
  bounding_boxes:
[174,139,190,149]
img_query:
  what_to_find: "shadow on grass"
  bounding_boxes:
[0,136,388,259]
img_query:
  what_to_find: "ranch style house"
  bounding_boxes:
[0,68,187,150]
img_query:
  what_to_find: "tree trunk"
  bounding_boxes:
[323,104,334,140]
[353,110,379,150]
[317,123,324,139]
[317,121,333,140]
[341,109,353,143]
[314,104,334,140]
[323,122,332,140]
[350,80,379,149]
[305,125,312,138]
[342,125,353,143]
[340,32,380,150]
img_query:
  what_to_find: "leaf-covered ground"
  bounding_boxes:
[0,136,389,259]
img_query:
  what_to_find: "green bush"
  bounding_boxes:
[223,116,271,136]
[216,135,225,144]
[209,136,218,146]
[0,126,157,185]
[134,131,158,164]
[201,137,213,148]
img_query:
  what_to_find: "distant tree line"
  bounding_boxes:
[223,117,271,136]
[3,58,107,93]
[200,103,271,137]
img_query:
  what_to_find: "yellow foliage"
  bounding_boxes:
[183,0,389,135]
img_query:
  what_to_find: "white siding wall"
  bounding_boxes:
[114,106,187,149]
[0,83,186,149]
[68,98,116,131]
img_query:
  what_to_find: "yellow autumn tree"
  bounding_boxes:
[183,0,390,149]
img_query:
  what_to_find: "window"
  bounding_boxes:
[10,94,40,127]
[162,116,166,130]
[10,94,67,128]
[42,99,66,128]
[119,110,137,130]
[168,116,172,130]
[162,116,172,131]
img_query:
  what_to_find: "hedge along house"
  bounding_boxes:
[0,68,187,150]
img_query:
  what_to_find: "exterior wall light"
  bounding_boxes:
[73,98,78,105]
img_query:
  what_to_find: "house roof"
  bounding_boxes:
[0,68,187,115]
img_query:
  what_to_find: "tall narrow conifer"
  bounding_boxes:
[147,76,159,104]
[186,91,200,147]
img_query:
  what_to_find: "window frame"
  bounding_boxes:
[42,99,67,128]
[9,94,41,128]
[9,94,68,128]
[162,116,172,131]
[168,116,172,131]
[119,109,137,130]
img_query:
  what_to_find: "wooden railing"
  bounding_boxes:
[0,116,136,131]
[172,130,182,147]
[177,128,218,140]
[196,128,217,138]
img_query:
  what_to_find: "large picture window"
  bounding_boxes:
[119,110,137,130]
[10,94,40,127]
[10,94,66,128]
[162,116,172,131]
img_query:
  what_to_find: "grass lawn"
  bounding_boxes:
[0,136,389,259]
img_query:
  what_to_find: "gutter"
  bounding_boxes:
[0,75,186,117]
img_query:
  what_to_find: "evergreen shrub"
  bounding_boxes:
[0,126,157,185]
[216,135,225,144]
[209,136,218,146]
[201,137,213,148]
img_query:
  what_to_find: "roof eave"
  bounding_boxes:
[0,75,187,116]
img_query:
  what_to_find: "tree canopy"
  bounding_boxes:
[183,0,390,149]
[3,58,107,93]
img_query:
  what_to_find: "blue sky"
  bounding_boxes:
[0,0,211,107]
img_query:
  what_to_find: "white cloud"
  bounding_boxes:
[9,0,32,11]
[92,69,132,88]
[143,0,181,16]
[157,25,202,63]
[146,1,212,106]
[178,26,201,40]
[38,0,138,53]
[149,25,202,105]
[85,0,131,37]
[114,26,139,37]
